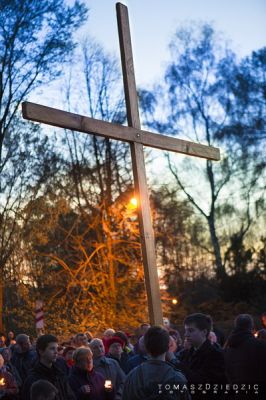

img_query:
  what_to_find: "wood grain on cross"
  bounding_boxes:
[22,2,220,325]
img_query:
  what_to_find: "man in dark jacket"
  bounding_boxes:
[169,314,226,384]
[168,313,227,399]
[122,326,188,400]
[22,334,75,400]
[11,334,37,384]
[224,314,266,383]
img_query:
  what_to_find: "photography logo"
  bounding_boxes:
[157,383,260,396]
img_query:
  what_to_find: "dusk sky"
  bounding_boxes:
[80,0,266,85]
[30,0,265,177]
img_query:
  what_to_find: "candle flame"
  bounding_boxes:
[104,380,112,389]
[0,377,5,386]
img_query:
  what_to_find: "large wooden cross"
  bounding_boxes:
[22,3,220,325]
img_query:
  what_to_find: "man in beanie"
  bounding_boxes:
[22,334,75,400]
[113,331,134,373]
[106,337,125,368]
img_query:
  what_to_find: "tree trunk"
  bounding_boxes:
[0,270,3,332]
[207,216,226,280]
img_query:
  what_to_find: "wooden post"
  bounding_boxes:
[116,3,163,325]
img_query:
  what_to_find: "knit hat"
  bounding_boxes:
[105,336,125,353]
[62,346,75,358]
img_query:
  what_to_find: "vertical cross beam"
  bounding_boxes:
[116,3,163,325]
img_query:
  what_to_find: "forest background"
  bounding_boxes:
[0,0,265,337]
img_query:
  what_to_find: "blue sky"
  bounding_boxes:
[80,0,266,85]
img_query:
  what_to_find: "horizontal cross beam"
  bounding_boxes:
[22,102,220,161]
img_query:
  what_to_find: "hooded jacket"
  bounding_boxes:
[224,328,266,383]
[93,356,125,400]
[122,359,188,400]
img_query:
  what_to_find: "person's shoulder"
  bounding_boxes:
[251,338,266,353]
[1,369,15,380]
[52,362,68,378]
[26,362,42,377]
[178,348,190,361]
[257,338,266,347]
[54,356,68,373]
[171,367,187,381]
[124,363,142,382]
[207,342,224,357]
[202,339,221,353]
[203,343,226,366]
[126,353,141,365]
[26,348,38,360]
[92,368,105,381]
[138,361,187,389]
[68,366,76,377]
[10,350,21,360]
[128,353,139,361]
[23,368,39,387]
[162,361,187,383]
[105,356,120,367]
[68,367,80,384]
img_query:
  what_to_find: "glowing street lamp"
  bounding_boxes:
[130,197,138,208]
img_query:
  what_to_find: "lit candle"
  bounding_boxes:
[104,380,112,390]
[0,377,5,386]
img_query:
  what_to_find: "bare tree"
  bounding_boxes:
[0,0,88,330]
[140,23,266,280]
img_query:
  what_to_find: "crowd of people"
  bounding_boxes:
[0,312,265,399]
